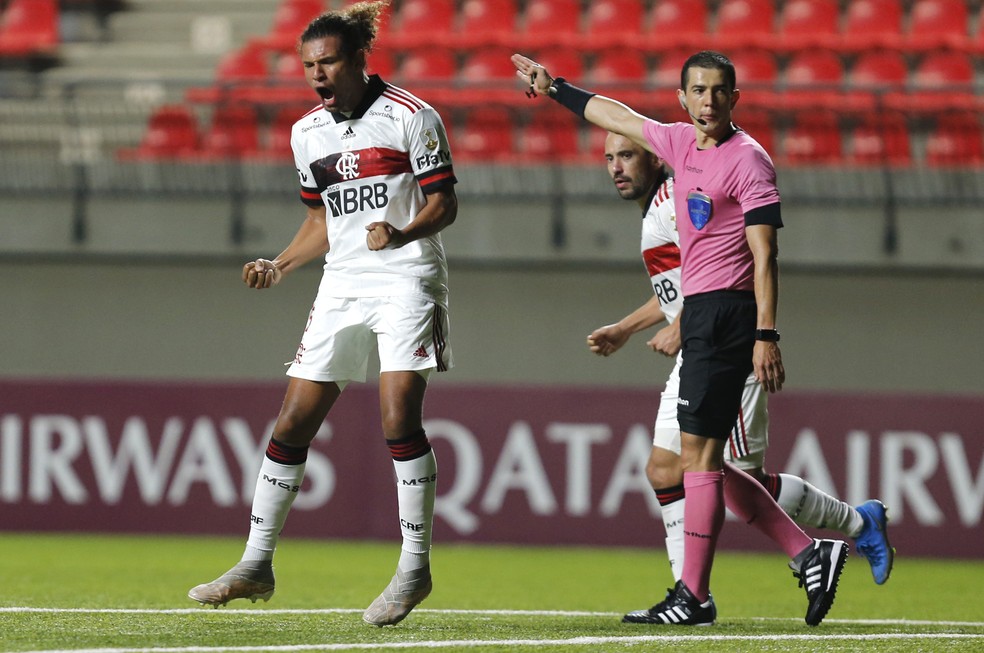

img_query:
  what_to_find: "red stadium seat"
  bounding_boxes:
[366,47,395,79]
[713,0,775,50]
[252,0,326,51]
[650,48,693,89]
[850,50,909,89]
[899,50,977,114]
[588,50,648,85]
[587,50,650,107]
[517,108,581,161]
[255,104,308,160]
[645,0,708,52]
[457,47,518,105]
[388,0,455,48]
[733,108,776,156]
[456,0,517,47]
[925,111,984,166]
[459,47,517,82]
[840,0,904,51]
[905,0,970,51]
[848,111,911,166]
[849,50,908,112]
[781,110,843,164]
[584,0,644,49]
[393,48,456,105]
[519,0,581,48]
[119,105,200,160]
[533,48,584,82]
[729,48,780,110]
[186,44,273,104]
[200,106,261,159]
[454,107,515,161]
[397,48,456,83]
[775,0,840,51]
[0,0,59,57]
[782,50,846,111]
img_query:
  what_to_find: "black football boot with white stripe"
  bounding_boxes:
[622,580,716,626]
[791,538,848,626]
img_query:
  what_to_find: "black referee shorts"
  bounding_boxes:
[677,290,757,440]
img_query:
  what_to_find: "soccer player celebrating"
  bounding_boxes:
[590,132,894,621]
[514,50,849,626]
[188,1,457,627]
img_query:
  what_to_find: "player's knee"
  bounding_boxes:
[646,449,683,489]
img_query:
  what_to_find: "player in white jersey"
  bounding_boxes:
[189,2,455,627]
[588,133,894,594]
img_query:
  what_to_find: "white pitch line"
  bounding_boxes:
[2,607,984,629]
[12,633,984,653]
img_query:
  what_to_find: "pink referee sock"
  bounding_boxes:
[723,462,813,558]
[680,470,725,603]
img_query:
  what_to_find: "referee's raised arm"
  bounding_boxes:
[511,53,650,151]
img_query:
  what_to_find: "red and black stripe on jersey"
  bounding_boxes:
[644,243,681,277]
[299,148,454,207]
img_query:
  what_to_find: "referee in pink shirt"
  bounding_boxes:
[513,50,847,627]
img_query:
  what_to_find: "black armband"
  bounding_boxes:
[744,202,783,228]
[550,78,596,119]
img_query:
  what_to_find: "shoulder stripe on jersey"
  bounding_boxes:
[656,179,672,204]
[300,104,324,119]
[382,90,422,114]
[383,86,424,113]
[643,243,681,276]
[383,85,425,110]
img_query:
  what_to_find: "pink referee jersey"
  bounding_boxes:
[641,120,780,297]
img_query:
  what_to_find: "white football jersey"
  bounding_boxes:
[291,76,456,305]
[641,177,683,323]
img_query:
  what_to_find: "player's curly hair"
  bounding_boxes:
[298,0,389,56]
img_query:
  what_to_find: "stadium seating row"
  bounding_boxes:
[119,102,984,167]
[116,0,984,167]
[185,42,981,112]
[252,0,984,54]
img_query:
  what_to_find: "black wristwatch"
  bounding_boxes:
[755,328,780,342]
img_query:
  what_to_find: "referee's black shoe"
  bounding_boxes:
[622,580,716,626]
[791,538,848,626]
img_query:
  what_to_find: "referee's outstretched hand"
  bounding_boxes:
[511,53,552,97]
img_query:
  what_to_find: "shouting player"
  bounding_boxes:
[189,1,457,627]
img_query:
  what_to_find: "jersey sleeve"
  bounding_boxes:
[733,138,780,216]
[407,106,457,194]
[642,120,691,170]
[291,123,324,208]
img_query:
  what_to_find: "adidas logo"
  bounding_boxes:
[341,126,355,139]
[412,346,428,358]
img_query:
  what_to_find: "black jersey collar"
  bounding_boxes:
[329,74,386,124]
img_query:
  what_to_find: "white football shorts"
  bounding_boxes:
[286,293,452,384]
[653,353,768,470]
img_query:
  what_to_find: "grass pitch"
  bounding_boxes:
[1,533,982,652]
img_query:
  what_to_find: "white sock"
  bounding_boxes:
[393,450,437,572]
[242,456,306,561]
[775,473,864,537]
[661,498,685,582]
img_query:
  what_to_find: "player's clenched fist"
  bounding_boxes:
[243,259,282,289]
[366,221,404,251]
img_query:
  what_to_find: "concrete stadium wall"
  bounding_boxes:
[3,258,983,396]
